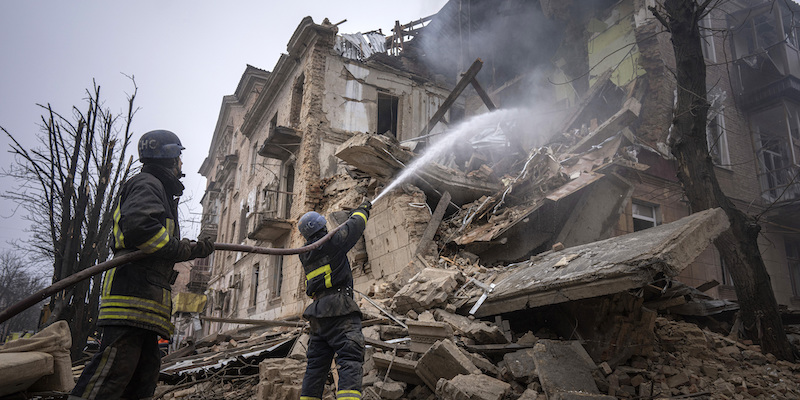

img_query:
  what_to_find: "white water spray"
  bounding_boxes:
[372,108,526,203]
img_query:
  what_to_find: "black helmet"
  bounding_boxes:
[138,130,185,160]
[298,211,327,239]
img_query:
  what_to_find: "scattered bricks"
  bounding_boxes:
[407,384,434,400]
[392,268,465,314]
[459,347,499,376]
[700,364,718,380]
[598,362,613,375]
[666,372,689,388]
[435,373,512,400]
[630,374,645,387]
[550,392,617,400]
[415,339,481,390]
[503,348,538,382]
[407,320,454,353]
[741,349,768,365]
[638,381,653,398]
[552,242,565,251]
[517,388,539,400]
[373,379,406,399]
[435,309,507,344]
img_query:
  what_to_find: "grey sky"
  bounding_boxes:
[0,1,448,264]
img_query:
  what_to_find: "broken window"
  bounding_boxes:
[377,92,399,138]
[632,201,660,232]
[251,264,260,307]
[706,112,729,166]
[271,255,283,299]
[787,241,800,298]
[751,102,800,202]
[250,143,259,175]
[290,74,304,126]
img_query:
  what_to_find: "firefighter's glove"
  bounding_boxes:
[172,238,194,262]
[191,237,215,259]
[351,200,371,220]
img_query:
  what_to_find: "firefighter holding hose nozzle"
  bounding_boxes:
[298,200,372,400]
[70,130,214,400]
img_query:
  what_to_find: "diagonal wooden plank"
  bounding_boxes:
[415,191,452,256]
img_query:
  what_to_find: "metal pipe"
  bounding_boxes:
[0,221,348,324]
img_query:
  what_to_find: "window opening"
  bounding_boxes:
[707,112,729,166]
[632,201,660,232]
[272,255,283,299]
[290,74,305,126]
[251,264,260,306]
[699,13,717,62]
[377,92,399,138]
[282,163,295,220]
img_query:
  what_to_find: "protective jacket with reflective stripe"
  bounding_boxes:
[99,165,185,338]
[300,207,368,319]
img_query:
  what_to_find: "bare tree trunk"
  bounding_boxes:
[653,0,795,361]
[2,79,136,359]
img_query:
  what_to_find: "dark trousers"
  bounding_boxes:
[301,313,365,400]
[70,326,161,400]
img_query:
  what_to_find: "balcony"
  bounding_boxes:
[258,126,301,161]
[248,212,293,241]
[187,264,211,293]
[247,188,294,242]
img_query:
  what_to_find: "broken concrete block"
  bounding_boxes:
[434,309,508,344]
[373,379,406,399]
[407,320,454,353]
[503,348,538,382]
[392,268,466,314]
[434,373,511,400]
[532,340,600,398]
[0,352,54,397]
[517,388,539,400]
[415,339,480,390]
[373,352,423,386]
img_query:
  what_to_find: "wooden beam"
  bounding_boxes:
[696,280,720,293]
[470,78,497,111]
[419,59,484,137]
[415,191,452,256]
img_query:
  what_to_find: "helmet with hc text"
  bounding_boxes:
[298,211,327,239]
[138,130,185,160]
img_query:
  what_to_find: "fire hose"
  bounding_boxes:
[0,221,348,324]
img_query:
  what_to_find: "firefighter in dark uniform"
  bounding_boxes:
[70,130,214,400]
[299,201,371,400]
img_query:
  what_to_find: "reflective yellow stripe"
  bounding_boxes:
[352,211,367,224]
[300,397,321,400]
[97,309,174,333]
[137,227,169,253]
[166,218,175,235]
[102,268,117,296]
[101,297,171,315]
[337,389,362,399]
[113,203,125,248]
[306,264,332,288]
[82,341,116,399]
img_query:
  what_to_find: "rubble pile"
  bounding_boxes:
[153,259,800,400]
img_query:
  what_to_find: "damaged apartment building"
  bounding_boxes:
[192,0,800,351]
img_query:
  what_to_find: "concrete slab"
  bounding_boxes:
[335,133,411,182]
[532,340,600,397]
[0,352,54,397]
[415,339,480,390]
[474,208,729,317]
